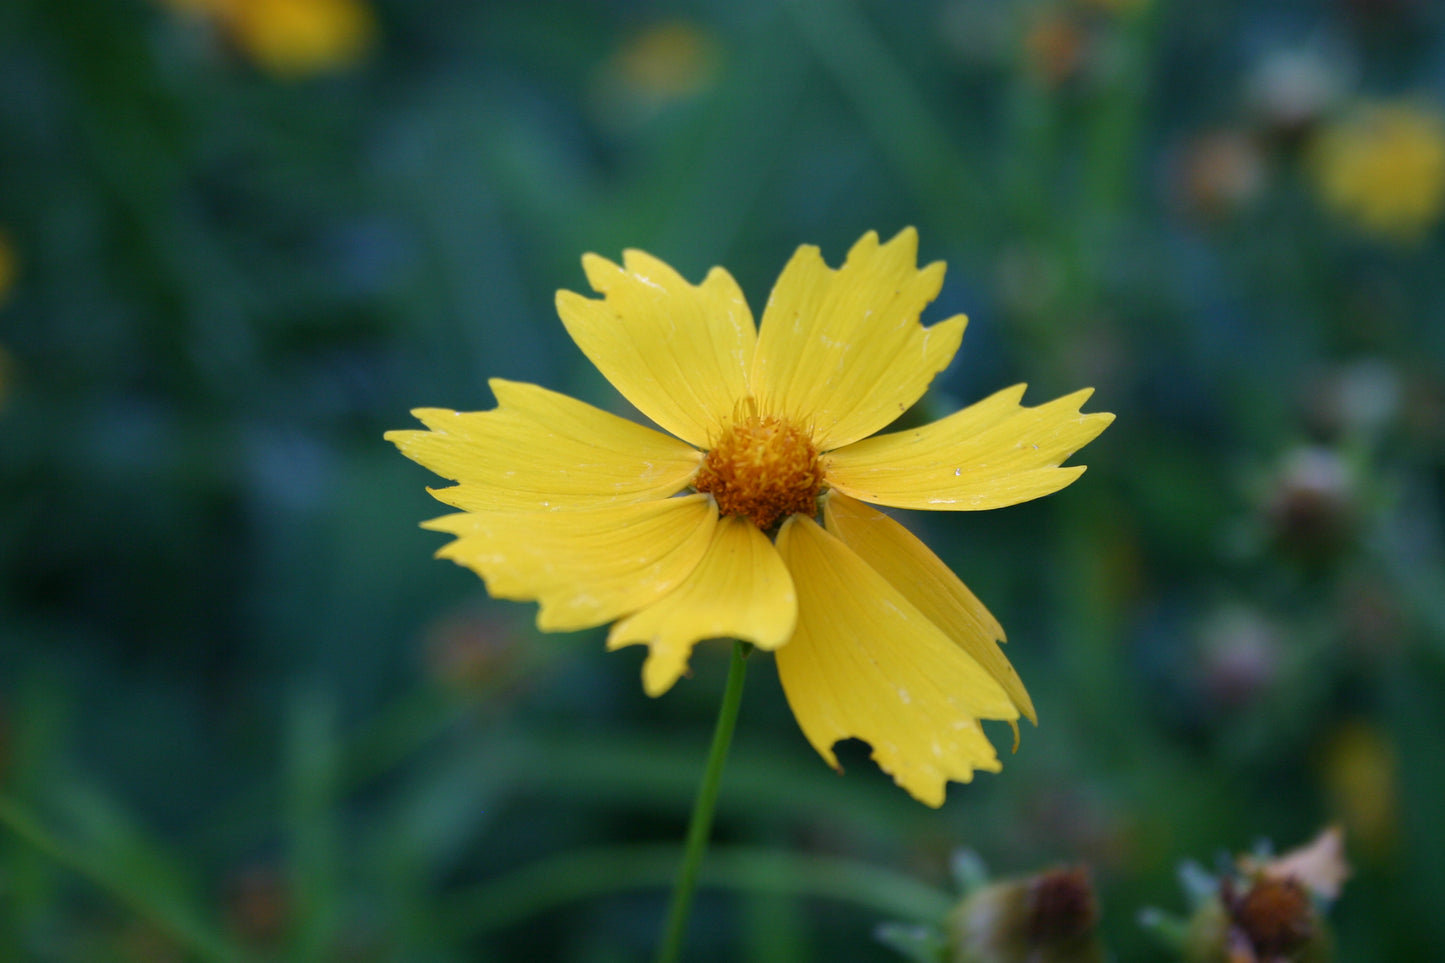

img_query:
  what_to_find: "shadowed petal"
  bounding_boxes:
[824,386,1114,510]
[608,515,797,696]
[555,251,755,447]
[385,380,702,512]
[823,493,1035,725]
[422,495,716,632]
[774,514,1018,807]
[751,228,965,451]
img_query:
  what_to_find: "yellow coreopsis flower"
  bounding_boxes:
[1311,101,1445,242]
[388,229,1113,806]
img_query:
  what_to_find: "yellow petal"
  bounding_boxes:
[385,380,703,512]
[822,493,1035,724]
[751,228,965,451]
[823,385,1114,510]
[773,514,1018,807]
[422,495,716,632]
[607,516,797,697]
[555,251,755,447]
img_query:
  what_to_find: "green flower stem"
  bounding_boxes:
[655,640,750,963]
[444,844,954,937]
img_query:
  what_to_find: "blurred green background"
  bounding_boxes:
[3,0,1445,959]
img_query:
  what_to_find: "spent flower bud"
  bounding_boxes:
[948,865,1103,963]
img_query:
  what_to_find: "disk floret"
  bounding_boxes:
[694,411,823,530]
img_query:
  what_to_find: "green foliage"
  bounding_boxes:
[4,0,1445,959]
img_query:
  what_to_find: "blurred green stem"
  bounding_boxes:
[655,640,750,963]
[449,844,953,937]
[782,0,982,233]
[0,795,252,963]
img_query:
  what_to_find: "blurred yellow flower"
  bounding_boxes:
[0,229,15,305]
[616,22,718,101]
[388,229,1112,806]
[1323,720,1398,857]
[0,231,14,413]
[165,0,375,77]
[1312,101,1445,241]
[592,21,720,126]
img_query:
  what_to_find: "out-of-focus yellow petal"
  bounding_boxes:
[555,251,755,447]
[823,386,1114,510]
[773,514,1017,807]
[822,493,1035,724]
[422,495,716,632]
[751,228,965,451]
[608,516,797,696]
[385,380,701,512]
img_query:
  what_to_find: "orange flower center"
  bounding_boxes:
[694,412,823,530]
